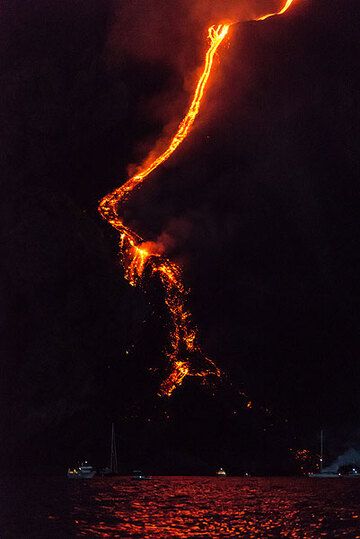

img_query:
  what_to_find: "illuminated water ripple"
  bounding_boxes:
[70,477,360,538]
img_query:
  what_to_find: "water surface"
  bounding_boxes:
[1,476,360,537]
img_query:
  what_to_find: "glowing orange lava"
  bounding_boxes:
[256,0,295,21]
[99,1,296,396]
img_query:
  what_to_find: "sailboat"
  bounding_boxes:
[309,431,360,478]
[308,430,339,478]
[100,423,119,476]
[110,422,119,474]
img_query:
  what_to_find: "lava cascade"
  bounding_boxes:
[99,1,296,396]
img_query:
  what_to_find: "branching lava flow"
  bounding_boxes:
[99,1,295,396]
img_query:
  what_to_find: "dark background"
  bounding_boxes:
[1,0,359,474]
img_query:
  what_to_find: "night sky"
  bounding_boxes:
[1,0,359,474]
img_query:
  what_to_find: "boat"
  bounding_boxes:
[67,461,96,479]
[308,431,360,478]
[216,467,227,476]
[342,467,360,477]
[309,471,340,478]
[132,470,151,480]
[308,430,338,478]
[100,423,119,476]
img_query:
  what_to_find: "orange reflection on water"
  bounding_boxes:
[71,477,360,538]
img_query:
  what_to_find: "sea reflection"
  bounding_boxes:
[70,477,360,538]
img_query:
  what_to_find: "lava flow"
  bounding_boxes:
[99,1,296,397]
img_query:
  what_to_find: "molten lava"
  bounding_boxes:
[256,0,295,21]
[99,1,296,396]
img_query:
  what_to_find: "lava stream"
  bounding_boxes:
[99,1,296,396]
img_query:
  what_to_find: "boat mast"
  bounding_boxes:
[320,429,323,473]
[110,423,118,474]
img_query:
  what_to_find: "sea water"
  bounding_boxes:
[1,476,360,537]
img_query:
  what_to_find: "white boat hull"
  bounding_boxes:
[67,471,96,479]
[309,473,339,478]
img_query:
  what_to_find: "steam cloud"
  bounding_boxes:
[323,449,360,473]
